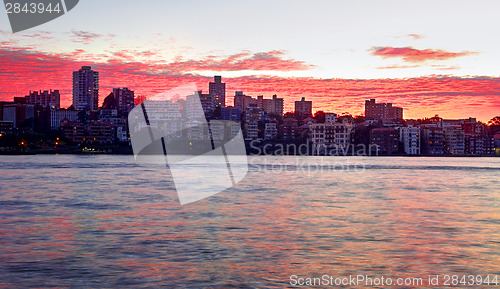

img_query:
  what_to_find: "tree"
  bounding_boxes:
[283,112,295,119]
[488,116,500,134]
[338,113,354,124]
[313,110,325,123]
[267,113,283,125]
[488,116,500,126]
[102,93,116,109]
[352,124,374,147]
[0,134,19,150]
[77,110,90,125]
[353,115,365,124]
[213,106,222,119]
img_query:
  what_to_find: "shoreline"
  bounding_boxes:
[0,151,498,157]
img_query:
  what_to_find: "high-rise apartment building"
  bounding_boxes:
[25,90,60,109]
[73,66,99,111]
[234,91,255,112]
[209,76,226,108]
[234,92,283,117]
[260,94,284,116]
[295,97,312,120]
[270,95,284,116]
[365,99,403,120]
[112,87,135,114]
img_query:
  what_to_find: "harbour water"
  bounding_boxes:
[0,155,499,288]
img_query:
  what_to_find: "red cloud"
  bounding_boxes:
[372,46,476,63]
[0,47,498,122]
[162,50,314,73]
[92,49,313,72]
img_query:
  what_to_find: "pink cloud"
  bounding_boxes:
[372,46,476,63]
[70,30,103,44]
[407,34,423,40]
[0,47,498,122]
[162,50,314,73]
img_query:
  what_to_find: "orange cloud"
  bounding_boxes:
[372,46,476,63]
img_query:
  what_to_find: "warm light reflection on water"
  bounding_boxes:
[0,155,499,288]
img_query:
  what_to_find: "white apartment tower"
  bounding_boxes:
[73,66,99,111]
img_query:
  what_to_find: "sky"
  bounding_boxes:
[0,0,499,121]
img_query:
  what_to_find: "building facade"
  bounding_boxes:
[140,100,183,139]
[209,76,226,108]
[25,90,60,109]
[221,107,241,121]
[2,103,34,131]
[421,127,444,155]
[264,122,278,140]
[369,127,399,155]
[73,66,99,111]
[365,99,403,120]
[0,121,14,135]
[244,106,264,140]
[234,91,255,112]
[295,97,312,120]
[61,119,115,145]
[444,127,465,154]
[281,117,298,139]
[400,125,420,155]
[325,113,338,124]
[309,122,353,154]
[234,92,283,117]
[113,87,135,115]
[257,94,284,116]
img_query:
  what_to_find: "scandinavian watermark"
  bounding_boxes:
[289,274,499,287]
[129,84,371,205]
[128,83,248,205]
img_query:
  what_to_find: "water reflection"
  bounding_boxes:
[0,155,499,288]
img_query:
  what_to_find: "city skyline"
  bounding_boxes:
[1,1,499,122]
[1,73,496,157]
[1,3,499,288]
[1,68,499,126]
